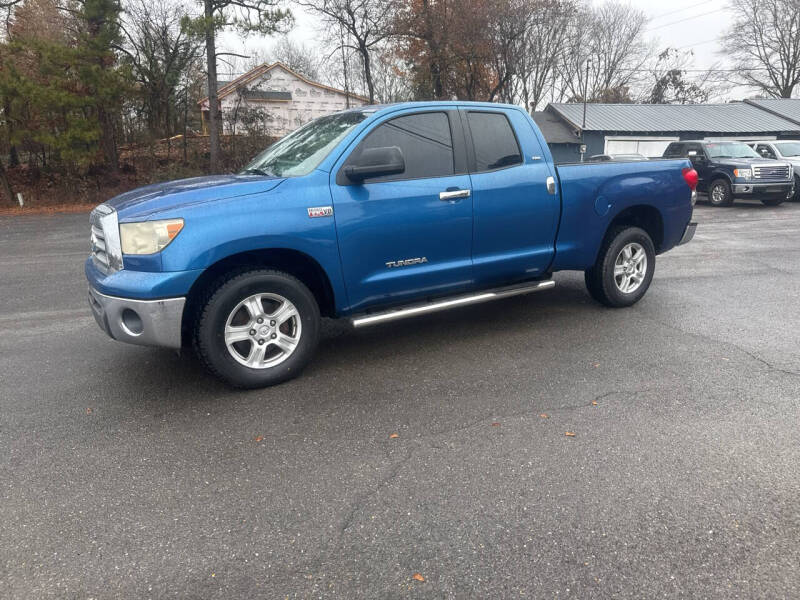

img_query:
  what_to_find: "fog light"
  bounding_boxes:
[121,308,144,336]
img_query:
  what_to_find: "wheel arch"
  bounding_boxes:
[181,248,336,346]
[601,204,664,255]
[709,171,733,185]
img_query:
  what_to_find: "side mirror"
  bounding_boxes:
[344,146,405,182]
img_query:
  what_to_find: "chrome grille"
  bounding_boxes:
[89,205,122,272]
[753,164,791,180]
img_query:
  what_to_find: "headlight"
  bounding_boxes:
[120,219,184,254]
[733,168,751,179]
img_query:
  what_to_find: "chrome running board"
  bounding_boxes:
[350,280,555,328]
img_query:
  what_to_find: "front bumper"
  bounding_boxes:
[731,182,794,198]
[678,222,697,245]
[88,286,185,349]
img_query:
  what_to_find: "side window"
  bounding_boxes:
[685,143,704,157]
[467,112,523,172]
[664,143,684,158]
[348,112,454,181]
[757,144,776,159]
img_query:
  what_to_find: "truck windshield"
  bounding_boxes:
[774,141,800,157]
[241,111,369,178]
[705,142,760,159]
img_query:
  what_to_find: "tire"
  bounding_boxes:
[709,178,734,207]
[791,175,800,201]
[193,269,320,388]
[584,226,656,308]
[761,197,784,207]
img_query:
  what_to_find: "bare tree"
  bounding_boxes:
[119,0,203,140]
[644,48,726,104]
[296,0,398,103]
[555,0,652,102]
[721,0,800,98]
[271,36,322,79]
[513,0,577,112]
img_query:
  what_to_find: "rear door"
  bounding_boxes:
[462,108,559,285]
[330,109,474,312]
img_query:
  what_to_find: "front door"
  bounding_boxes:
[331,110,474,313]
[685,142,711,192]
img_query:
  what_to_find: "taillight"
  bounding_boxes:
[682,167,699,190]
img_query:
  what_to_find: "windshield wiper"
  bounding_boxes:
[242,167,273,176]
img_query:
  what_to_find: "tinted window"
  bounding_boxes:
[351,112,454,181]
[663,143,684,158]
[467,112,523,172]
[685,143,704,157]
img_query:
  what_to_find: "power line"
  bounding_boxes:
[673,39,720,51]
[645,8,725,32]
[649,0,716,22]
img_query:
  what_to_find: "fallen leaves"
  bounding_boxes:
[565,432,576,437]
[412,573,425,582]
[389,432,399,439]
[86,407,93,414]
[491,422,500,427]
[539,413,548,419]
[591,400,598,406]
[253,435,264,443]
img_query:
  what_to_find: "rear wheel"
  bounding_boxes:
[709,178,733,207]
[194,269,320,388]
[585,226,655,308]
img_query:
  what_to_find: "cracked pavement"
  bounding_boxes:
[1,199,799,598]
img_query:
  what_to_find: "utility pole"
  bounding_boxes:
[581,59,591,162]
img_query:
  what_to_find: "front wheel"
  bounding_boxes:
[709,178,734,207]
[584,226,656,308]
[194,269,320,388]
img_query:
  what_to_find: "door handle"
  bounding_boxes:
[439,189,471,201]
[546,176,556,195]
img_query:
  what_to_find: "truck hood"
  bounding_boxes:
[716,157,789,168]
[105,175,286,220]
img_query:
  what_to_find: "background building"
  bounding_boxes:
[537,101,800,163]
[199,62,369,137]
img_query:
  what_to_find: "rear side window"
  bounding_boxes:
[685,143,704,156]
[350,111,454,181]
[467,112,523,172]
[663,143,684,158]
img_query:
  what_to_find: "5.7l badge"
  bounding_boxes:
[307,206,333,218]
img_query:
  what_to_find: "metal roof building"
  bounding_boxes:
[541,101,800,163]
[744,98,800,127]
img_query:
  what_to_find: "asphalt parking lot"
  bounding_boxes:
[1,199,799,599]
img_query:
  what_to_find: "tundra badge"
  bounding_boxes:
[307,206,333,218]
[386,257,428,268]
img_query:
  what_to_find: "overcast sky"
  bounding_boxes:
[220,0,745,101]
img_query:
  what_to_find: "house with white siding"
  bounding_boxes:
[198,62,369,137]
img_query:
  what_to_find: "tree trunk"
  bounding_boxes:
[360,43,375,104]
[98,105,119,173]
[0,160,15,207]
[205,0,221,173]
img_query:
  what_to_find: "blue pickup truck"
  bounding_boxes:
[87,102,697,387]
